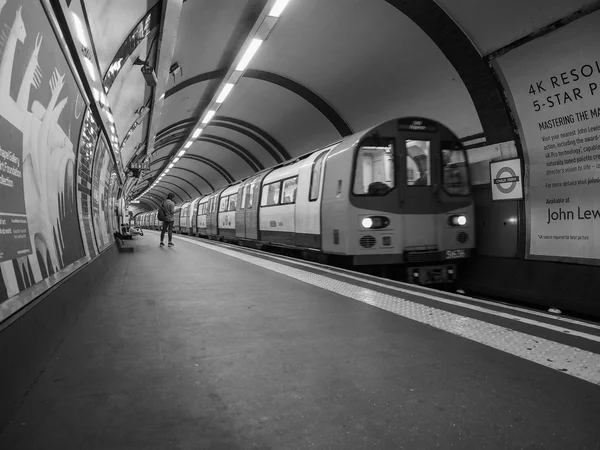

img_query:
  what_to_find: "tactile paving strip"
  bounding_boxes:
[178,235,600,386]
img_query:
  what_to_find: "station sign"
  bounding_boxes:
[490,158,523,201]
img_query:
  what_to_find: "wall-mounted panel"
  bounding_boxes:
[0,0,87,321]
[91,135,113,252]
[76,108,100,258]
[495,11,600,265]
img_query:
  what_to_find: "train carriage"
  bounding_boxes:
[183,197,202,235]
[133,117,473,285]
[152,210,160,230]
[174,201,189,233]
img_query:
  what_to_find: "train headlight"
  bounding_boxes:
[361,216,390,229]
[448,215,467,227]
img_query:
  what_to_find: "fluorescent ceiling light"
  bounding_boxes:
[216,83,234,103]
[165,168,170,173]
[184,142,192,149]
[173,157,180,163]
[236,38,262,71]
[168,163,174,168]
[202,110,216,124]
[100,92,107,106]
[268,0,291,17]
[92,88,100,102]
[71,12,89,47]
[83,58,96,82]
[177,150,186,157]
[192,128,202,139]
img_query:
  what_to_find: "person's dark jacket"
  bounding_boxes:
[162,199,176,222]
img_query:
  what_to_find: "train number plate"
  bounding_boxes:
[445,249,466,260]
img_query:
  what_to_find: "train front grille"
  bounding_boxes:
[359,235,376,248]
[405,251,441,263]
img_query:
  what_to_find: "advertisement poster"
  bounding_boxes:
[496,11,600,263]
[92,136,111,252]
[0,0,86,307]
[76,109,100,258]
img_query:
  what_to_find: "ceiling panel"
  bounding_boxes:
[85,0,160,74]
[155,82,209,132]
[436,0,597,55]
[251,0,481,139]
[169,0,250,85]
[107,35,152,138]
[187,141,255,181]
[202,123,279,169]
[218,78,341,158]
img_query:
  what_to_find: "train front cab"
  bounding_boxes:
[321,117,475,285]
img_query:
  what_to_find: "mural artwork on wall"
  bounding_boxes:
[0,0,85,308]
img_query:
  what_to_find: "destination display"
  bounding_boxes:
[496,11,600,263]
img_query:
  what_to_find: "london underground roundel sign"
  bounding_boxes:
[490,158,523,200]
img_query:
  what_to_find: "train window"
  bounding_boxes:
[282,177,298,204]
[442,147,470,195]
[219,196,229,212]
[247,183,255,209]
[228,194,237,211]
[240,186,246,210]
[353,144,395,195]
[406,140,431,186]
[261,182,281,206]
[310,152,326,201]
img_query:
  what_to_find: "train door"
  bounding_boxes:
[197,199,208,234]
[235,179,250,238]
[207,189,225,236]
[295,146,336,249]
[246,172,271,241]
[190,198,201,235]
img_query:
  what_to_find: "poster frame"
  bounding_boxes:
[1,0,96,324]
[491,19,600,267]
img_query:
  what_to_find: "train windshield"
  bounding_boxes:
[353,143,395,196]
[441,147,470,195]
[406,140,431,186]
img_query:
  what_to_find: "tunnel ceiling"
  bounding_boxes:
[81,0,596,209]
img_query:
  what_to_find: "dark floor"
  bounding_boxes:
[1,234,599,449]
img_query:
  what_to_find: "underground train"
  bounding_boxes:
[136,117,475,285]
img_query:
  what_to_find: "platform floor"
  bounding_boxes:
[1,231,600,449]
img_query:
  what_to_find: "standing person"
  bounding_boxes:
[160,193,177,247]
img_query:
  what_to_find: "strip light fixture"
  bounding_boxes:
[135,0,292,202]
